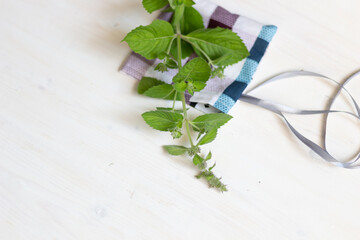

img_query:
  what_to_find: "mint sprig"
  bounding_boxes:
[123,0,249,192]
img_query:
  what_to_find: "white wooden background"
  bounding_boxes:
[1,0,360,239]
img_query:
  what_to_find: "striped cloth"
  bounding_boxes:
[121,0,277,113]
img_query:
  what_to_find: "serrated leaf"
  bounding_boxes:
[164,145,189,155]
[138,77,181,101]
[192,113,232,132]
[137,77,164,94]
[171,6,203,35]
[173,58,210,83]
[143,84,181,100]
[173,58,211,94]
[198,129,217,145]
[123,20,175,59]
[142,110,183,131]
[185,27,249,67]
[142,0,168,13]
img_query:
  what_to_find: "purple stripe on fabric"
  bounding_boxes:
[208,19,232,29]
[185,92,191,104]
[209,6,239,29]
[121,53,155,80]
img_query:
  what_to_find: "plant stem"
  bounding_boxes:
[166,36,176,55]
[175,7,194,148]
[182,95,194,146]
[176,27,182,69]
[172,90,177,110]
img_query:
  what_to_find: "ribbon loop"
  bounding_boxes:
[240,70,360,168]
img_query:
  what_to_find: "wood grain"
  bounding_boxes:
[0,0,360,239]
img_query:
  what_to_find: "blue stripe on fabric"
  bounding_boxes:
[248,38,269,63]
[236,59,258,84]
[213,94,236,113]
[258,25,278,42]
[223,81,248,101]
[212,25,278,113]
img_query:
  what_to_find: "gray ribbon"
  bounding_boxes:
[239,70,360,168]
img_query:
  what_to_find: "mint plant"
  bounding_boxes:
[123,0,249,191]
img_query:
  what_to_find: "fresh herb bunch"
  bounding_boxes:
[123,0,249,191]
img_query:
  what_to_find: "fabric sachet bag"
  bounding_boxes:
[121,0,277,113]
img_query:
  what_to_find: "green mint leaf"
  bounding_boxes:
[123,20,175,59]
[137,77,164,94]
[191,113,233,132]
[191,81,207,92]
[209,163,216,171]
[165,58,178,69]
[138,77,180,100]
[142,0,168,13]
[158,52,167,60]
[193,154,203,166]
[154,62,168,72]
[193,154,207,170]
[143,84,181,100]
[172,57,211,94]
[198,129,217,145]
[181,7,203,34]
[163,145,189,155]
[173,57,210,83]
[170,6,204,35]
[185,27,249,67]
[142,110,183,131]
[205,152,212,161]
